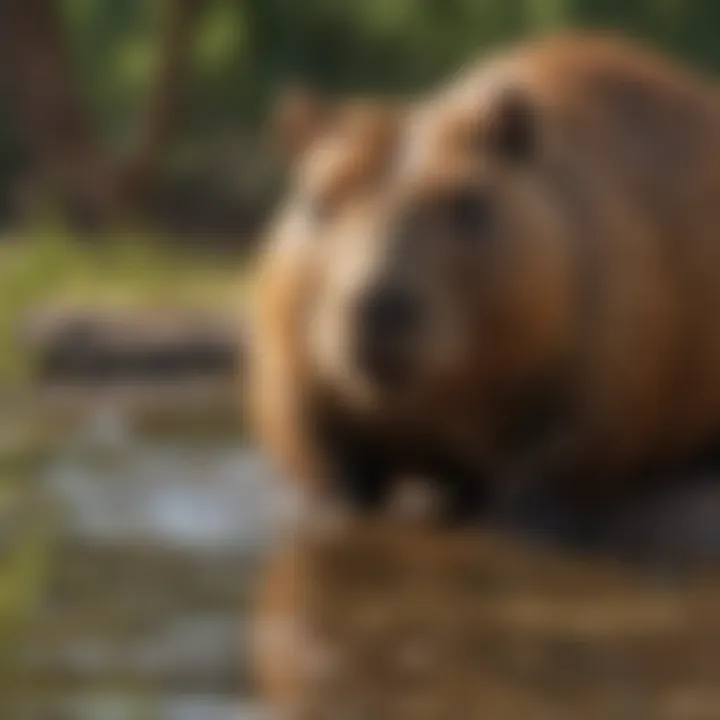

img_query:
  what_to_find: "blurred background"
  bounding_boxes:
[2,2,720,719]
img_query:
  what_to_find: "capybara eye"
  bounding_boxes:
[448,189,491,239]
[488,88,537,163]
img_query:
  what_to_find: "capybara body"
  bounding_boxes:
[248,33,720,523]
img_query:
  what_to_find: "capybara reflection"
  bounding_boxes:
[248,32,720,526]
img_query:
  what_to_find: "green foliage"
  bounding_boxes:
[59,0,167,148]
[5,0,720,229]
[46,0,720,141]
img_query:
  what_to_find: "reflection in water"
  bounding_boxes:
[255,520,720,719]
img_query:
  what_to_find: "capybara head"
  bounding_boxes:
[266,78,576,421]
[362,77,579,408]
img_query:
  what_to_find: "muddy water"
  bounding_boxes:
[255,522,720,719]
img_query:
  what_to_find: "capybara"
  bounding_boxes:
[248,33,720,525]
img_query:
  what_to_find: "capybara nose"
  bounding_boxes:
[355,286,421,385]
[359,286,421,344]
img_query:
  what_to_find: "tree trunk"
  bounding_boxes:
[0,0,203,231]
[120,0,204,211]
[1,0,121,227]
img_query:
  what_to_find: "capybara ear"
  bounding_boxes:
[270,84,331,164]
[486,87,539,164]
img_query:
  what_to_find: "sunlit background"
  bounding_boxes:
[3,2,720,719]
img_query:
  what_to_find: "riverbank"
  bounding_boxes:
[0,224,251,385]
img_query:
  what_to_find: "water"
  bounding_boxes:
[7,396,720,718]
[2,401,282,720]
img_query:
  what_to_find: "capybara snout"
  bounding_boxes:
[353,283,424,388]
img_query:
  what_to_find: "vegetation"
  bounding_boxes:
[4,1,720,233]
[0,444,54,675]
[0,222,248,382]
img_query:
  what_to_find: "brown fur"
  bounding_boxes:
[451,33,720,494]
[246,99,404,490]
[248,33,720,519]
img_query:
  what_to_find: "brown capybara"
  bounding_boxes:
[248,33,720,527]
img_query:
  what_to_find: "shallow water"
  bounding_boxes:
[6,394,720,718]
[2,400,281,720]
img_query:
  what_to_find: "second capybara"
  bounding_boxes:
[248,32,720,524]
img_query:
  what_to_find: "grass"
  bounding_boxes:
[0,220,252,383]
[0,511,53,667]
[0,444,55,676]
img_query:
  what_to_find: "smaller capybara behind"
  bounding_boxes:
[248,32,720,526]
